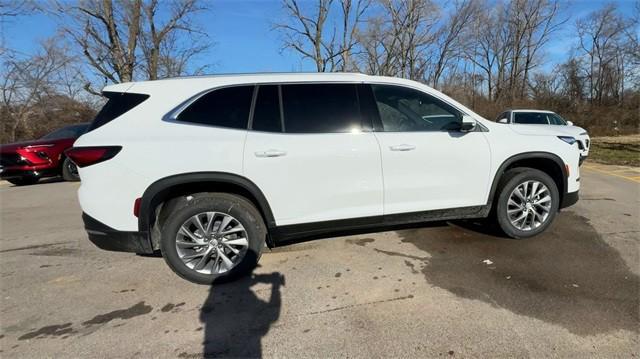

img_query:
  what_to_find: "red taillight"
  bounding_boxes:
[65,146,122,168]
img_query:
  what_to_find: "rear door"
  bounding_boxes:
[243,83,383,226]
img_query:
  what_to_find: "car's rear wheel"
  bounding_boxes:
[62,158,80,182]
[160,193,266,284]
[7,175,39,186]
[495,168,559,239]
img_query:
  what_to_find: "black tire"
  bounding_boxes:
[62,158,80,182]
[160,193,267,284]
[7,176,39,186]
[495,168,559,239]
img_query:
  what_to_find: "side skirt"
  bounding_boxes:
[270,205,489,246]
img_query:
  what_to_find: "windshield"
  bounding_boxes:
[513,112,558,125]
[40,124,89,140]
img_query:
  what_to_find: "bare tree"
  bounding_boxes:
[1,39,76,141]
[357,0,439,80]
[577,3,629,104]
[57,0,210,95]
[428,0,479,88]
[140,0,210,80]
[276,0,370,72]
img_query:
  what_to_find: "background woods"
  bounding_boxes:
[1,0,638,143]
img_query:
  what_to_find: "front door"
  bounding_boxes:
[367,84,491,215]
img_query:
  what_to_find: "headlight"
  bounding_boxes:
[557,136,577,145]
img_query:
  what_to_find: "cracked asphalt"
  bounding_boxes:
[0,163,638,358]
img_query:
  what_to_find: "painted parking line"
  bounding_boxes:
[583,165,640,183]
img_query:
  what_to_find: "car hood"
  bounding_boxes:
[0,138,72,153]
[508,124,587,137]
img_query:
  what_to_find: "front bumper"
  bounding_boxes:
[560,191,579,209]
[82,213,153,254]
[0,167,57,179]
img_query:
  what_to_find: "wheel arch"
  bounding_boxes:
[487,152,567,209]
[138,172,276,249]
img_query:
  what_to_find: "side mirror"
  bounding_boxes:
[566,121,574,126]
[498,118,508,124]
[460,115,477,132]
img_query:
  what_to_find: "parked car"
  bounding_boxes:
[495,109,590,164]
[0,123,89,185]
[68,73,580,284]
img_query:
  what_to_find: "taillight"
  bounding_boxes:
[65,146,122,168]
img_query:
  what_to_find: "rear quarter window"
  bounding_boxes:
[176,86,254,129]
[89,92,150,131]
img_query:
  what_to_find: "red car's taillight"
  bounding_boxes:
[65,146,122,168]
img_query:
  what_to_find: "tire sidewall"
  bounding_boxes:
[160,194,266,285]
[62,158,80,182]
[496,169,560,239]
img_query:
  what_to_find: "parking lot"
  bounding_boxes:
[0,163,638,358]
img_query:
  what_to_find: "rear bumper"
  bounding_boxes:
[82,213,153,254]
[560,191,579,209]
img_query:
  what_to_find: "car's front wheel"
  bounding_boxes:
[495,168,560,238]
[160,193,267,284]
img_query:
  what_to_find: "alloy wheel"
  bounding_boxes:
[175,212,249,275]
[507,180,552,231]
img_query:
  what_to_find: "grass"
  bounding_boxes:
[588,134,640,167]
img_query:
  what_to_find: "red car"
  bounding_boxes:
[0,123,89,186]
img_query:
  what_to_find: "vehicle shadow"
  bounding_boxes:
[199,269,284,358]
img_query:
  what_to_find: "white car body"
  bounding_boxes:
[496,109,590,159]
[72,73,580,254]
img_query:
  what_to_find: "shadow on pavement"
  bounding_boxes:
[387,212,639,336]
[198,271,284,358]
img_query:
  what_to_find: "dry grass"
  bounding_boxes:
[589,135,640,167]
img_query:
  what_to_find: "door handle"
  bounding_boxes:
[254,149,287,158]
[389,144,416,151]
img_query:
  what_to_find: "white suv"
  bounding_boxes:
[67,73,581,284]
[495,109,590,163]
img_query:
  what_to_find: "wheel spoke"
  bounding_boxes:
[193,248,212,270]
[217,248,234,269]
[193,215,206,235]
[220,227,244,236]
[176,240,202,248]
[204,212,215,235]
[514,187,526,201]
[217,215,234,235]
[535,196,551,204]
[530,182,539,200]
[182,252,205,260]
[223,237,248,247]
[179,226,203,244]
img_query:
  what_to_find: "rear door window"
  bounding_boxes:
[281,84,361,133]
[251,85,282,132]
[89,92,149,131]
[177,86,254,129]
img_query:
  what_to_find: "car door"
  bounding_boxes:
[366,84,491,215]
[243,83,383,226]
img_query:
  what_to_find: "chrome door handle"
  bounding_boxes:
[389,144,416,151]
[255,150,287,158]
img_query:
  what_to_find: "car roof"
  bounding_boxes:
[509,109,556,114]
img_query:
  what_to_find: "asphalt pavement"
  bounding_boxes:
[0,163,638,358]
